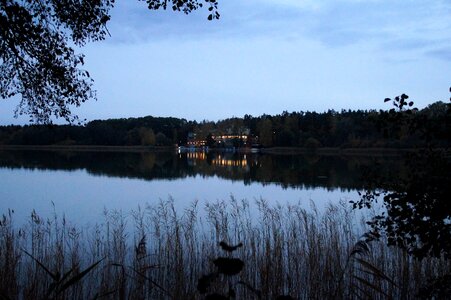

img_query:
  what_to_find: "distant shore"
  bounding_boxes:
[259,147,415,156]
[0,144,423,156]
[0,144,174,152]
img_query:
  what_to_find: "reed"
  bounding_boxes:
[0,198,449,299]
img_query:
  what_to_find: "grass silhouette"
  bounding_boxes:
[0,198,449,298]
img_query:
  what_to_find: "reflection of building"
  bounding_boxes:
[185,151,207,166]
[186,152,206,160]
[211,154,248,169]
[183,151,251,170]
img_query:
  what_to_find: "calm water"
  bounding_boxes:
[0,150,399,224]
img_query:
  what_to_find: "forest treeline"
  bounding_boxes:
[0,101,449,148]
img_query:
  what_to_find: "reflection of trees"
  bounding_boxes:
[0,150,406,191]
[355,150,451,258]
[139,153,156,172]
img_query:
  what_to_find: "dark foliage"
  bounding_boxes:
[197,241,256,299]
[354,91,451,259]
[418,274,451,299]
[0,102,449,148]
[362,150,451,259]
[213,257,244,276]
[0,0,219,123]
[197,273,218,294]
[219,241,243,252]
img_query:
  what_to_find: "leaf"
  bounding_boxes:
[213,257,244,276]
[350,281,374,299]
[350,240,370,257]
[354,258,397,286]
[59,258,104,293]
[353,275,390,298]
[197,273,217,294]
[60,268,75,283]
[22,249,59,281]
[129,266,172,297]
[45,268,74,297]
[219,241,243,252]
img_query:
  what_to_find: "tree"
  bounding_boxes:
[155,131,171,146]
[353,92,451,259]
[256,118,273,147]
[0,0,219,124]
[205,133,215,147]
[139,127,155,145]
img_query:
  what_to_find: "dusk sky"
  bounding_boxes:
[1,0,450,124]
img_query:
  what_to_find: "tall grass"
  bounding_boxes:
[0,198,449,299]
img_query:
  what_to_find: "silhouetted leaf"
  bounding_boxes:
[354,258,396,286]
[213,257,244,276]
[129,266,172,297]
[350,240,371,257]
[219,241,243,252]
[22,249,59,281]
[197,273,217,294]
[353,275,390,297]
[59,258,104,293]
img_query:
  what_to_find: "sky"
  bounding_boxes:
[1,0,450,124]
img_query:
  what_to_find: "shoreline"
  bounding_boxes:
[0,144,174,152]
[0,144,426,156]
[259,147,414,156]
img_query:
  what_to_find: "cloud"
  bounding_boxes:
[105,0,451,55]
[426,47,451,61]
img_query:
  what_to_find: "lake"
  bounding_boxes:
[0,149,398,225]
[1,149,448,299]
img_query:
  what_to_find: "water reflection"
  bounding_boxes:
[0,149,404,191]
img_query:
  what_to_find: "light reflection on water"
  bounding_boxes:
[0,149,400,225]
[0,167,357,226]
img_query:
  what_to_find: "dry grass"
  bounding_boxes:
[0,198,449,299]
